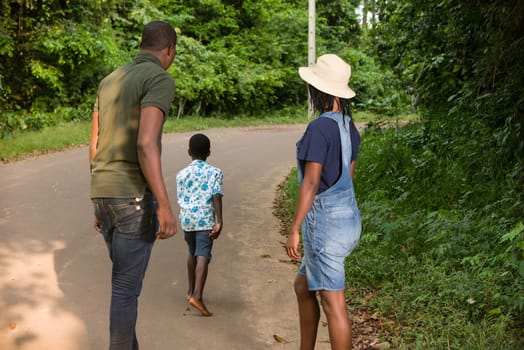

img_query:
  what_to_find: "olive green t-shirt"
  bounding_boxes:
[90,53,175,198]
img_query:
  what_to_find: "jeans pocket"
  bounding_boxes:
[112,199,156,241]
[322,207,361,257]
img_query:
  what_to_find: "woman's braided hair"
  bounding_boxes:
[308,84,352,118]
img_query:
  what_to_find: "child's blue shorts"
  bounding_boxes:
[184,230,213,261]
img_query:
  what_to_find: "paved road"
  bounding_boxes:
[0,125,335,349]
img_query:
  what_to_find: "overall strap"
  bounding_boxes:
[296,112,354,190]
[319,112,352,178]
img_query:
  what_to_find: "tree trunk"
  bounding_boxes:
[177,98,185,119]
[362,0,368,29]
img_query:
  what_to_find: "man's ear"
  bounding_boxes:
[188,148,192,157]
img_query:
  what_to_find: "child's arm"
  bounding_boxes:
[210,194,223,239]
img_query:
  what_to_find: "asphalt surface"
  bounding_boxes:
[0,124,336,349]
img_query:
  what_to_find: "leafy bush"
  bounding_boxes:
[0,102,93,138]
[0,112,27,139]
[346,123,524,348]
[1,0,411,138]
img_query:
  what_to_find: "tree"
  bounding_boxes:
[2,0,403,130]
[370,0,524,159]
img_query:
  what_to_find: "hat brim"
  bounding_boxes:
[299,67,356,99]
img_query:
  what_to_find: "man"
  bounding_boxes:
[89,21,178,350]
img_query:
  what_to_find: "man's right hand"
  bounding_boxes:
[156,206,177,239]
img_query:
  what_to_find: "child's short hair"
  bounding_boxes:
[189,133,210,159]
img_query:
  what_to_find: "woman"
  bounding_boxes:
[286,54,362,350]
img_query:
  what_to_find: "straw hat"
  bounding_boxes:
[298,54,356,99]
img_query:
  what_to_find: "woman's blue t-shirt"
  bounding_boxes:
[297,116,360,194]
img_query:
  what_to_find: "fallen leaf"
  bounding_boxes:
[361,326,374,334]
[260,253,271,258]
[353,315,366,324]
[370,341,391,349]
[273,334,289,343]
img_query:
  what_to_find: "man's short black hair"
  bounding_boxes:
[189,133,210,159]
[140,21,177,51]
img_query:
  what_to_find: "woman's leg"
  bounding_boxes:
[294,274,320,350]
[318,290,351,350]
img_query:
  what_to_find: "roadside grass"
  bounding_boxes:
[0,109,307,162]
[0,107,397,162]
[0,121,93,162]
[163,106,314,133]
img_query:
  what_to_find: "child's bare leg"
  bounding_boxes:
[294,274,320,350]
[188,255,212,316]
[192,256,209,300]
[319,290,351,350]
[186,254,196,300]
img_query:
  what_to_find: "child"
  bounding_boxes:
[286,54,362,349]
[176,133,223,317]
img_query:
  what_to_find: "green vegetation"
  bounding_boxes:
[1,0,403,138]
[0,121,92,162]
[2,0,523,347]
[353,124,522,348]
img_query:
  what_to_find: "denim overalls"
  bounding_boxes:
[297,111,361,291]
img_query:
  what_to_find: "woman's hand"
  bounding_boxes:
[286,228,301,260]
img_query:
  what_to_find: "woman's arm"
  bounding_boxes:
[286,161,322,260]
[350,160,357,181]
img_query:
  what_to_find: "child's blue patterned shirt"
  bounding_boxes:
[176,159,223,231]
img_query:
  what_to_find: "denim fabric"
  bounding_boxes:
[92,192,157,350]
[297,112,361,291]
[184,229,214,261]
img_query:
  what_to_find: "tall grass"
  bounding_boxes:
[353,122,523,348]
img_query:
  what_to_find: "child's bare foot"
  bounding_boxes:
[188,297,213,316]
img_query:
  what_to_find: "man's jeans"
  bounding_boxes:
[93,193,157,350]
